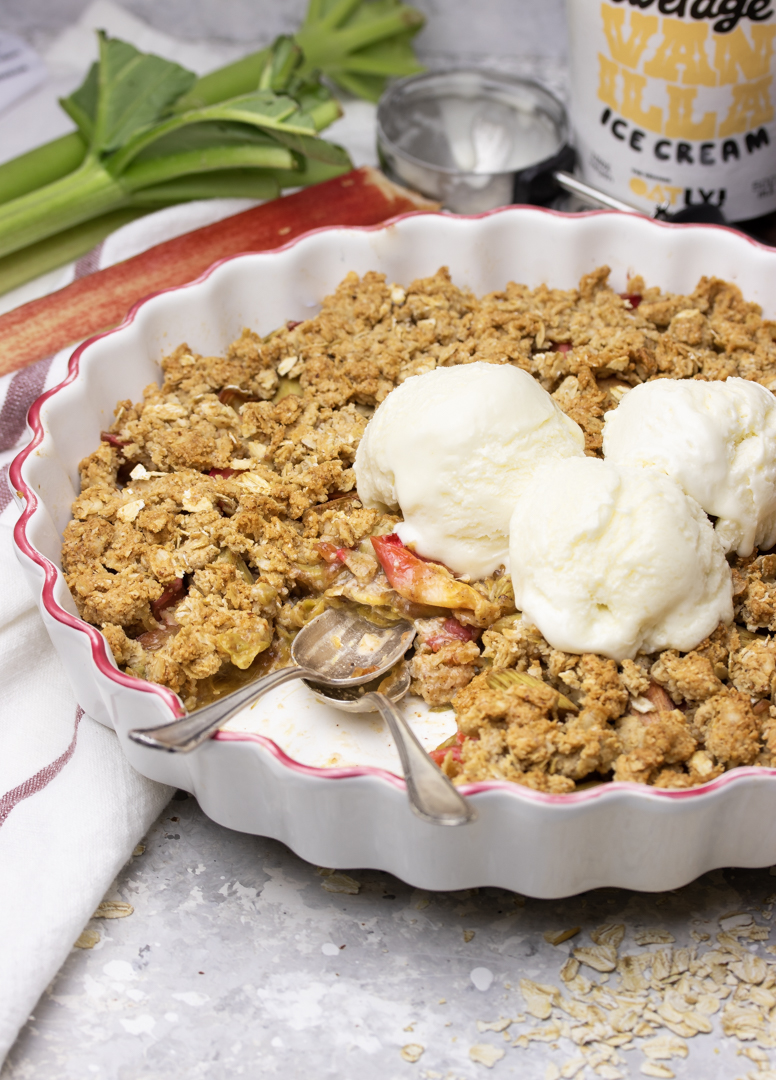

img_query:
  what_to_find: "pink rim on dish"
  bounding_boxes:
[11,204,776,806]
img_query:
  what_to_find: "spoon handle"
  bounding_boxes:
[364,693,476,826]
[128,666,315,752]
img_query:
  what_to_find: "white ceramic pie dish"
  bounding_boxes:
[12,206,776,898]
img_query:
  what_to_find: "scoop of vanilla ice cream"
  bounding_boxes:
[354,362,585,579]
[602,377,776,556]
[509,457,733,661]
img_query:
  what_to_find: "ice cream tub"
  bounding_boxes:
[567,0,776,222]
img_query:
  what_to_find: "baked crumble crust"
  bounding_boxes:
[61,266,776,789]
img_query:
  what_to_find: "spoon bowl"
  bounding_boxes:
[304,661,411,712]
[291,607,415,686]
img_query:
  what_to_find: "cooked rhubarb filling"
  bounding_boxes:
[62,266,776,791]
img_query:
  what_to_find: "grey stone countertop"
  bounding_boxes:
[4,789,776,1079]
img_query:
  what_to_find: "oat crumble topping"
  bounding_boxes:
[61,265,776,791]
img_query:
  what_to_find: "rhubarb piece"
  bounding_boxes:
[620,293,642,308]
[486,668,579,713]
[150,577,186,619]
[430,730,467,766]
[0,167,437,375]
[371,534,500,625]
[100,430,128,447]
[425,618,478,652]
[316,541,350,564]
[215,625,272,669]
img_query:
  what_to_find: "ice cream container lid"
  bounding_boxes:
[376,69,575,215]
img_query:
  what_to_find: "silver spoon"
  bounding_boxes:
[128,608,475,826]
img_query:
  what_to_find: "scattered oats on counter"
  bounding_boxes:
[497,913,776,1077]
[468,1042,506,1067]
[73,929,100,950]
[92,900,134,919]
[62,265,776,790]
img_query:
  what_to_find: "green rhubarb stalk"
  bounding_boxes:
[0,0,424,207]
[105,93,318,176]
[120,143,296,190]
[129,153,351,205]
[298,4,423,65]
[0,207,150,296]
[0,132,88,205]
[0,49,290,208]
[296,0,424,100]
[0,32,351,262]
[0,0,425,288]
[173,48,273,113]
[127,170,282,205]
[0,48,280,203]
[0,159,127,257]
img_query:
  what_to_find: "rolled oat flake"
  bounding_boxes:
[567,0,776,221]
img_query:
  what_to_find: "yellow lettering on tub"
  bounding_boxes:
[621,69,663,133]
[719,75,774,137]
[600,53,621,110]
[664,85,717,139]
[598,52,620,110]
[650,184,682,206]
[629,179,682,208]
[715,25,776,86]
[601,5,658,69]
[643,17,716,87]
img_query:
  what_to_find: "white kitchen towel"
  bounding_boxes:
[0,563,173,1059]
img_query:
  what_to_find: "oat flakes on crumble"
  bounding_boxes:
[61,265,776,792]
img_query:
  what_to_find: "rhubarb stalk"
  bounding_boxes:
[0,167,438,376]
[0,0,425,227]
[0,32,354,264]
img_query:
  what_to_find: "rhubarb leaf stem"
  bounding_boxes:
[0,159,128,260]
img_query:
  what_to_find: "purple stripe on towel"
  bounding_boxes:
[0,463,12,515]
[74,241,104,280]
[0,355,54,453]
[0,707,83,828]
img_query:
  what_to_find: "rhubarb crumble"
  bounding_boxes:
[62,265,776,792]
